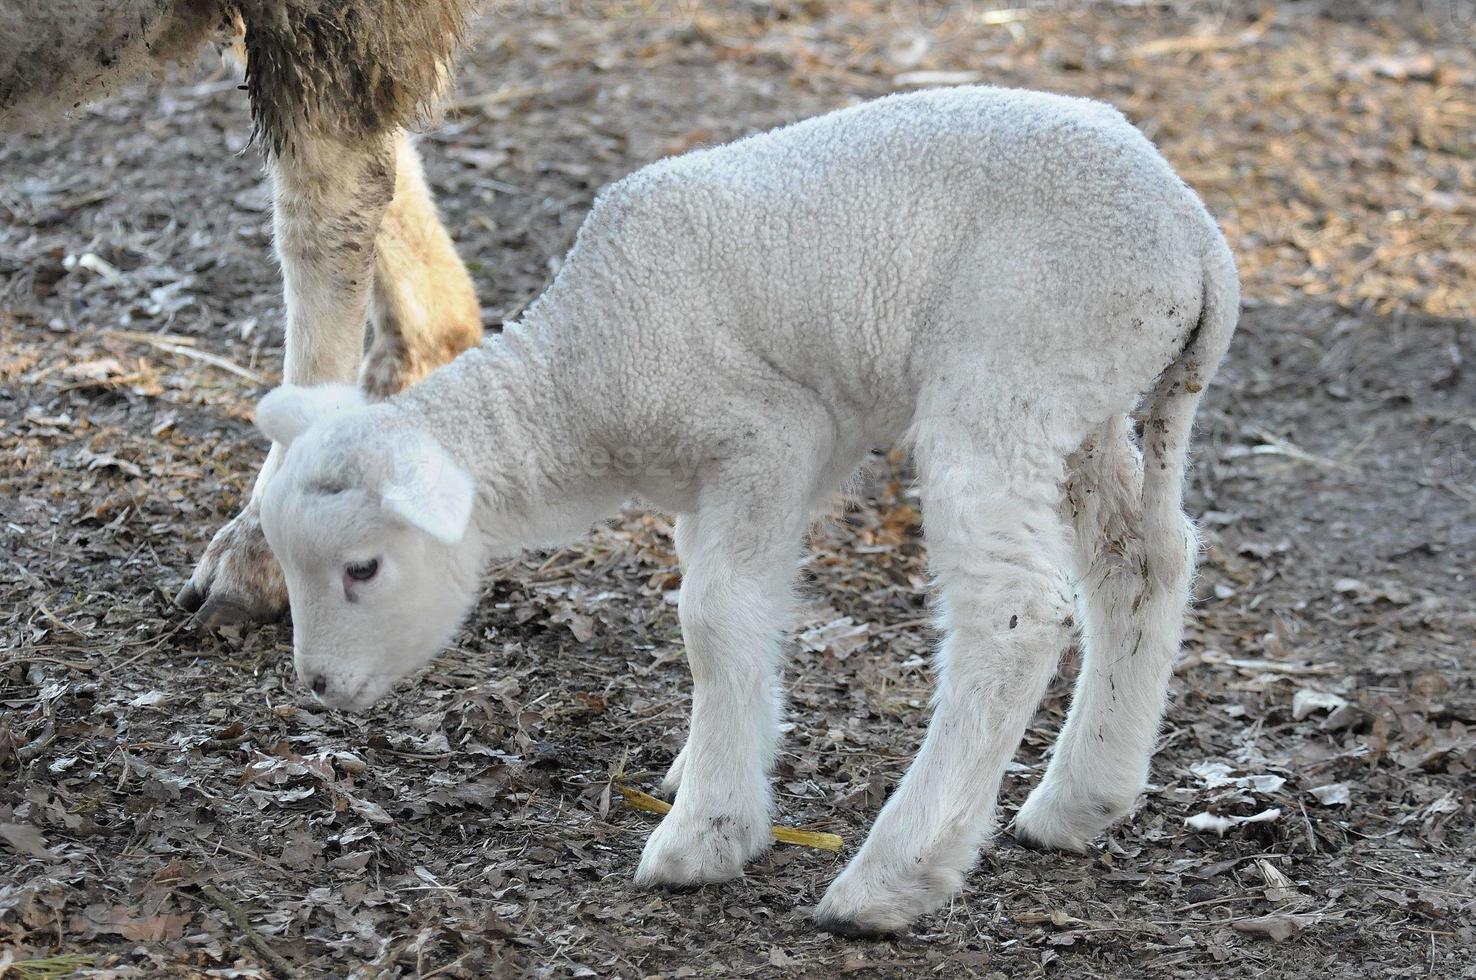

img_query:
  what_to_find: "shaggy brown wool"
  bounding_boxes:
[0,0,473,149]
[0,0,222,127]
[237,0,473,152]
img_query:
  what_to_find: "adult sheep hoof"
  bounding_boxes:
[176,508,288,627]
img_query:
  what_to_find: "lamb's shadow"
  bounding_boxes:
[1189,299,1473,606]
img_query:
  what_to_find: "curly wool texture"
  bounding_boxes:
[0,0,471,146]
[403,86,1238,514]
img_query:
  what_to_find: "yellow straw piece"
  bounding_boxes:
[616,784,844,852]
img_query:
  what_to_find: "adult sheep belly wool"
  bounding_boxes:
[252,85,1240,936]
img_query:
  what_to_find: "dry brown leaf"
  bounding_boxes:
[1232,913,1320,943]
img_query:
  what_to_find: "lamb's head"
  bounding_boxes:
[255,384,482,711]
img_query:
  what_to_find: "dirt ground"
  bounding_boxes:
[2,1,1474,977]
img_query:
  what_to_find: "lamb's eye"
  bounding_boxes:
[346,559,379,582]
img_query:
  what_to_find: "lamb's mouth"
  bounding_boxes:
[307,673,398,713]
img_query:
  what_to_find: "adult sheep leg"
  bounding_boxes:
[177,132,397,625]
[360,130,482,398]
[814,433,1076,935]
[634,484,808,887]
[177,0,472,625]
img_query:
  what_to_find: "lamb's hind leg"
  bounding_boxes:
[176,131,398,625]
[814,436,1075,936]
[1013,416,1197,850]
[360,130,482,398]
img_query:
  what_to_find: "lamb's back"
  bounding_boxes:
[544,87,1216,449]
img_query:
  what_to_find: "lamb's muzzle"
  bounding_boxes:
[255,85,1240,934]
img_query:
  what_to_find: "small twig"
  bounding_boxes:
[1297,799,1319,854]
[450,80,553,113]
[198,732,253,752]
[421,953,473,979]
[493,279,552,324]
[1130,11,1274,59]
[207,839,297,878]
[193,885,296,979]
[616,784,844,852]
[1200,650,1338,676]
[35,602,88,638]
[16,703,57,764]
[1248,429,1352,472]
[1168,894,1278,915]
[107,329,268,385]
[1,655,96,672]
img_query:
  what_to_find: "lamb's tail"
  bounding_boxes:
[1139,230,1239,538]
[1068,229,1239,598]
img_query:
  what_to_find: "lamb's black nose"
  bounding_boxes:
[310,675,327,696]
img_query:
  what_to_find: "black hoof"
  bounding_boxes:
[653,880,705,895]
[813,913,897,939]
[197,595,259,629]
[1011,825,1053,852]
[181,588,281,630]
[175,580,206,614]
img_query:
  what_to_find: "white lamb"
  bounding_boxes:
[253,86,1239,935]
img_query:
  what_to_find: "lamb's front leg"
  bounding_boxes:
[635,506,799,887]
[657,514,709,800]
[177,132,397,625]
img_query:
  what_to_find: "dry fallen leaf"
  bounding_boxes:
[1308,782,1351,806]
[797,616,871,661]
[1232,913,1320,943]
[1256,858,1297,902]
[1184,808,1282,836]
[1292,688,1348,721]
[1190,761,1286,794]
[348,797,395,826]
[0,823,56,861]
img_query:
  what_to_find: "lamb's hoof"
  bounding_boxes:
[1012,781,1129,853]
[812,885,916,938]
[177,509,287,628]
[1011,821,1079,852]
[813,859,955,937]
[633,804,768,889]
[812,910,899,939]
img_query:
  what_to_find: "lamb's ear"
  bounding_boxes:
[380,432,476,544]
[256,384,367,447]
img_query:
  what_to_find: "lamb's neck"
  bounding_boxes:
[394,320,626,553]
